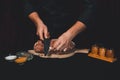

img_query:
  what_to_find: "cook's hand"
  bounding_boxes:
[52,21,86,51]
[53,32,73,51]
[28,12,50,40]
[36,23,49,40]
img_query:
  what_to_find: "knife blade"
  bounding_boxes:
[43,38,51,56]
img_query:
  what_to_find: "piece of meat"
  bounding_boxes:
[34,40,44,53]
[34,39,76,54]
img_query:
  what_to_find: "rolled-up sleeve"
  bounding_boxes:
[78,0,96,25]
[22,0,36,17]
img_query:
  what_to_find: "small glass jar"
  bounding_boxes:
[99,47,106,57]
[91,44,99,54]
[106,49,114,58]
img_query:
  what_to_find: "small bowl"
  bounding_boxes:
[5,55,17,61]
[16,51,33,61]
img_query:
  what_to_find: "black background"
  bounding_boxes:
[0,0,120,53]
[0,0,120,79]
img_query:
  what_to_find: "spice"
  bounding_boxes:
[106,49,114,58]
[99,47,106,57]
[14,57,27,64]
[91,44,98,54]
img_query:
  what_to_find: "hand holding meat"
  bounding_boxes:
[34,39,75,54]
[52,32,74,51]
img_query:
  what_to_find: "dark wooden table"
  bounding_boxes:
[0,50,120,80]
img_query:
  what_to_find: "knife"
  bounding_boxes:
[43,38,51,56]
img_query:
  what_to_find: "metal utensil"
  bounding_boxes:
[43,38,51,56]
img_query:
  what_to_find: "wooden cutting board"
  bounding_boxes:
[28,49,89,59]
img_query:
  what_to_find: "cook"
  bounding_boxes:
[22,0,96,51]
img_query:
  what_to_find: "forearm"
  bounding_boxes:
[65,21,86,40]
[28,12,44,26]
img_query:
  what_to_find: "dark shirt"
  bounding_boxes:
[22,0,96,37]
